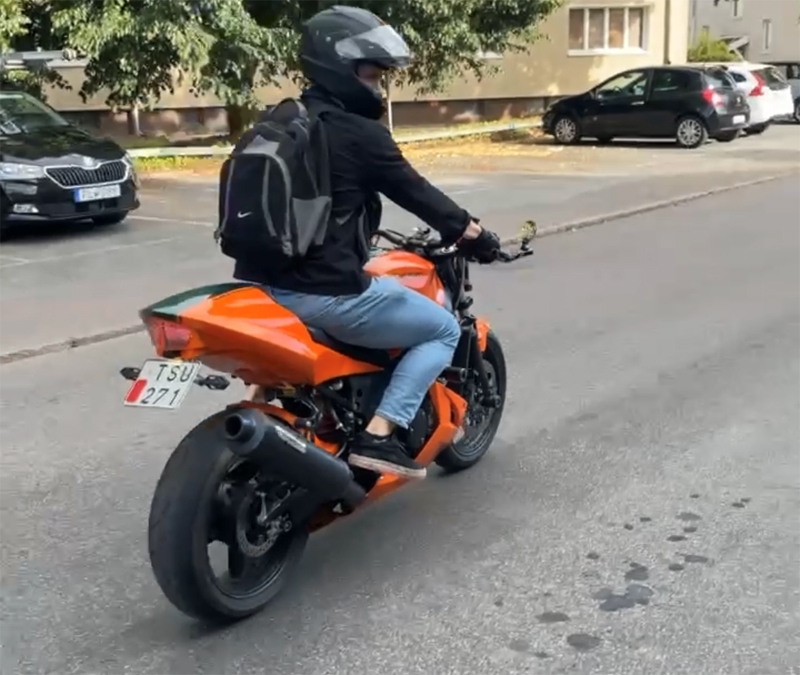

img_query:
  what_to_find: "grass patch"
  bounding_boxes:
[132,119,548,176]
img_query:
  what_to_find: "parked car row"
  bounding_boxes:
[0,90,139,237]
[542,63,796,149]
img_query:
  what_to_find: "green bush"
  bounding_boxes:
[688,33,739,63]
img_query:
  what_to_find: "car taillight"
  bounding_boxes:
[145,318,193,354]
[749,73,765,96]
[702,88,723,107]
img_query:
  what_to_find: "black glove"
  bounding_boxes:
[459,227,502,263]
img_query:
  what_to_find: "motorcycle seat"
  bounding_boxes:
[307,326,397,368]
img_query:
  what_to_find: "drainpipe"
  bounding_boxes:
[663,0,673,64]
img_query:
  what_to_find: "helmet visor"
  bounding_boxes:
[334,24,411,68]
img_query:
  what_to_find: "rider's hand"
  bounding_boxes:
[459,225,502,263]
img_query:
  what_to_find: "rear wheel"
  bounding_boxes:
[716,129,741,142]
[675,116,708,149]
[148,411,308,622]
[436,331,507,472]
[793,100,800,124]
[745,123,768,135]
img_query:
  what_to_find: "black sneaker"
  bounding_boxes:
[348,432,427,480]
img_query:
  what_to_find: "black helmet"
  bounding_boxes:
[300,6,411,120]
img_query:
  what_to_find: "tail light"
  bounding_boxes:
[749,73,765,97]
[701,88,723,107]
[145,317,194,355]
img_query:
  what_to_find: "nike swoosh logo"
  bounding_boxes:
[237,211,252,218]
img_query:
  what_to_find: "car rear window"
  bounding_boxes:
[728,71,748,83]
[704,69,735,90]
[754,66,788,88]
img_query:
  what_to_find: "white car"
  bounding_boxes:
[718,63,794,134]
[766,61,800,123]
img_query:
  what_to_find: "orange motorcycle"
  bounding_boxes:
[121,226,533,621]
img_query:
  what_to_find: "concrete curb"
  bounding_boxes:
[499,171,797,245]
[1,170,793,366]
[127,120,543,159]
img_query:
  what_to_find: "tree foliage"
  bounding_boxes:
[4,0,561,130]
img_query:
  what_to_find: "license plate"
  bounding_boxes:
[74,184,121,203]
[123,359,201,409]
[733,114,746,124]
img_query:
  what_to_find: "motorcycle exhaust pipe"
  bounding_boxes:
[223,408,366,509]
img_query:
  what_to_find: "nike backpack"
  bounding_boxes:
[215,98,334,264]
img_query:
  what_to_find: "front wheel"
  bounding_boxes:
[436,330,507,472]
[552,115,582,145]
[148,411,308,622]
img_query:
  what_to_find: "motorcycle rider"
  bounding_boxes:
[234,6,502,480]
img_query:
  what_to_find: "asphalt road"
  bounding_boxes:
[1,176,798,675]
[0,125,798,356]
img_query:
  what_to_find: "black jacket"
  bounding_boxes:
[234,87,471,296]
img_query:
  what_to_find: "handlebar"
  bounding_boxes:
[374,225,534,264]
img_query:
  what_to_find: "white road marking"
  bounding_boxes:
[129,215,214,227]
[0,237,180,268]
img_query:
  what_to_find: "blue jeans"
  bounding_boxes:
[266,276,460,428]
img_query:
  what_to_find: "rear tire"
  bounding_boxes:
[148,411,308,622]
[745,123,768,135]
[794,100,800,124]
[436,331,507,472]
[715,129,741,142]
[675,115,708,149]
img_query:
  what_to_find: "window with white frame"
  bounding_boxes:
[568,7,646,54]
[732,0,742,19]
[761,19,772,52]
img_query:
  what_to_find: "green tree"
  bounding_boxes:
[50,0,283,135]
[0,0,70,101]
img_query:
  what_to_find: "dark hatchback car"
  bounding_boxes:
[0,90,139,236]
[542,65,750,149]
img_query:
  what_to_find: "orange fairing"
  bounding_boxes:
[171,286,381,386]
[475,317,489,352]
[365,250,448,307]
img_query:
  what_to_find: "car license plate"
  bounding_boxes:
[732,114,746,125]
[73,184,121,203]
[123,359,201,409]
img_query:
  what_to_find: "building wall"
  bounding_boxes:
[690,0,800,61]
[44,0,690,134]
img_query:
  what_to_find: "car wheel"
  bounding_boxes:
[92,212,127,227]
[745,123,768,135]
[715,129,741,142]
[794,100,800,124]
[552,115,581,145]
[675,116,708,149]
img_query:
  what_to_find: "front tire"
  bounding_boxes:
[148,411,308,622]
[552,115,582,145]
[436,330,507,472]
[92,212,127,227]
